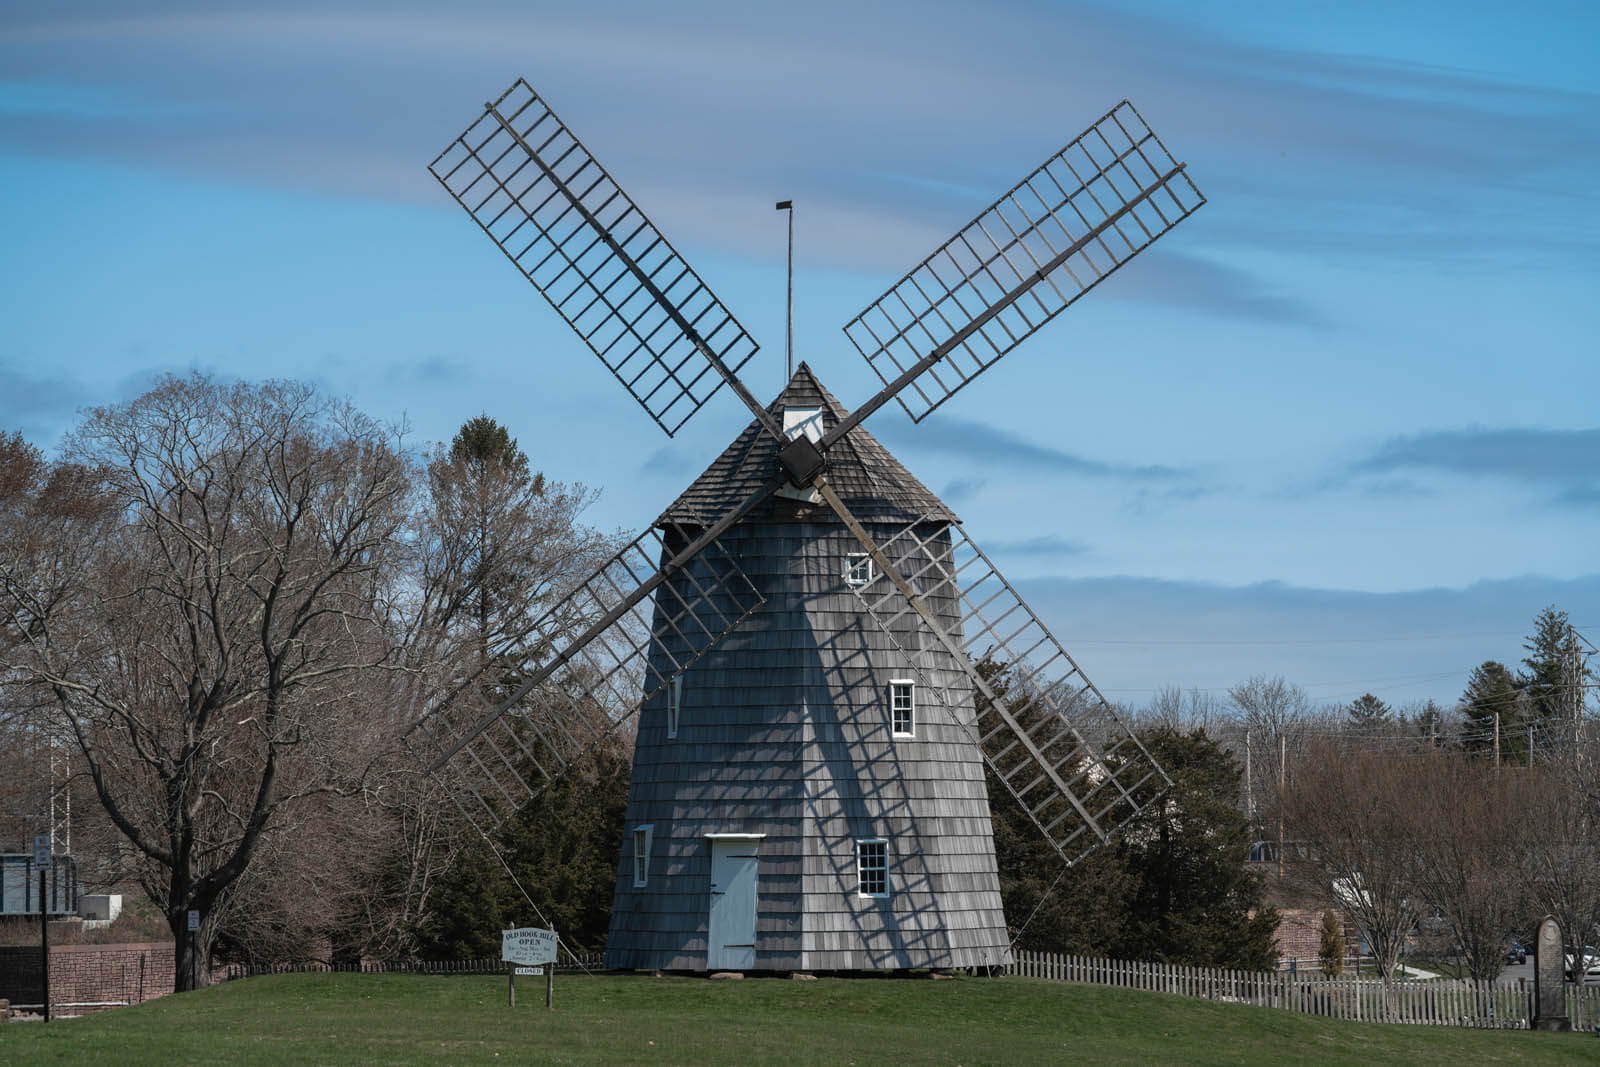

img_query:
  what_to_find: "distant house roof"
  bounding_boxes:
[659,362,958,527]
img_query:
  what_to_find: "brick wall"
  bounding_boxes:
[1275,908,1357,967]
[0,941,174,1014]
[50,942,175,1013]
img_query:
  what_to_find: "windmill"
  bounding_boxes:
[410,78,1204,971]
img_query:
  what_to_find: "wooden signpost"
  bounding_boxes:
[502,927,557,1009]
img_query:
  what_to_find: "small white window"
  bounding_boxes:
[782,407,823,442]
[844,553,876,587]
[890,680,915,737]
[667,674,681,740]
[633,825,654,887]
[857,839,888,898]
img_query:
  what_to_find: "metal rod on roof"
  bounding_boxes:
[776,200,794,384]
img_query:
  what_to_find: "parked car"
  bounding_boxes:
[1506,940,1527,965]
[1565,947,1600,984]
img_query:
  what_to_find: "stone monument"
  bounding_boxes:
[1531,916,1570,1032]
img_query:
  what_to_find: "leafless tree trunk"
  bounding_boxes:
[1516,732,1600,976]
[1144,685,1227,734]
[1275,737,1421,987]
[1404,751,1530,979]
[1,376,412,989]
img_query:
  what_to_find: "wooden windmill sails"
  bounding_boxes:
[409,78,1202,905]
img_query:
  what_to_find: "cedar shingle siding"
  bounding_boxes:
[605,366,1011,971]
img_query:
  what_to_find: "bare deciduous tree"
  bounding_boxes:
[1404,751,1530,980]
[1276,737,1421,984]
[1229,674,1309,738]
[1,375,413,989]
[366,415,619,957]
[1517,739,1600,976]
[1144,685,1227,734]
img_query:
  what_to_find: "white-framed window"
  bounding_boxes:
[844,552,876,587]
[782,406,823,443]
[857,839,888,898]
[667,674,682,740]
[890,680,915,737]
[633,825,654,887]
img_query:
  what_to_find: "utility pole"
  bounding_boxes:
[1566,622,1582,754]
[1493,711,1500,769]
[1277,733,1286,882]
[1244,728,1253,819]
[1568,624,1596,775]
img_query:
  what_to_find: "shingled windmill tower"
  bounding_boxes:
[411,79,1205,973]
[608,366,1005,970]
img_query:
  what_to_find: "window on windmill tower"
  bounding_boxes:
[890,680,915,737]
[844,552,876,587]
[633,825,654,887]
[782,406,823,442]
[857,839,889,898]
[666,674,682,740]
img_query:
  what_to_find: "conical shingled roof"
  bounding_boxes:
[659,362,958,526]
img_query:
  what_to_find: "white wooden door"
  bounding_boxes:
[707,839,759,969]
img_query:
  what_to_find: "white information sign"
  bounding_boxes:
[501,927,558,966]
[33,834,51,869]
[514,966,544,976]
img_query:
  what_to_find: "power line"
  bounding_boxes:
[1077,628,1533,648]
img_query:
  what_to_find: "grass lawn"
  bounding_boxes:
[1,970,1595,1065]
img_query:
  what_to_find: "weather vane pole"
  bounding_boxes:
[775,200,793,383]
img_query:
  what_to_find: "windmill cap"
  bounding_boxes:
[658,363,959,528]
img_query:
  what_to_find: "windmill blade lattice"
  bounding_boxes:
[430,79,762,437]
[843,100,1204,425]
[847,516,1171,865]
[405,515,764,835]
[421,78,1201,911]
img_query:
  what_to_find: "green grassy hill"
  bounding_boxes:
[1,971,1593,1065]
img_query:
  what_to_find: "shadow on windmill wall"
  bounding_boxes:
[797,522,1009,970]
[605,507,1009,972]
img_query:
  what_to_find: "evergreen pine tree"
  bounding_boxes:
[412,413,622,958]
[1319,909,1346,976]
[1521,605,1584,734]
[1111,727,1280,970]
[1344,693,1391,734]
[1458,661,1523,762]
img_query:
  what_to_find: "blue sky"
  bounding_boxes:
[2,1,1596,712]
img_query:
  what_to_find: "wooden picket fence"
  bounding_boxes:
[221,952,606,981]
[1008,951,1600,1030]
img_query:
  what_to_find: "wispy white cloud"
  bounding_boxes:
[0,365,92,445]
[5,0,1593,287]
[983,533,1090,558]
[1348,426,1600,507]
[884,413,1194,482]
[1020,571,1600,707]
[1355,426,1600,482]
